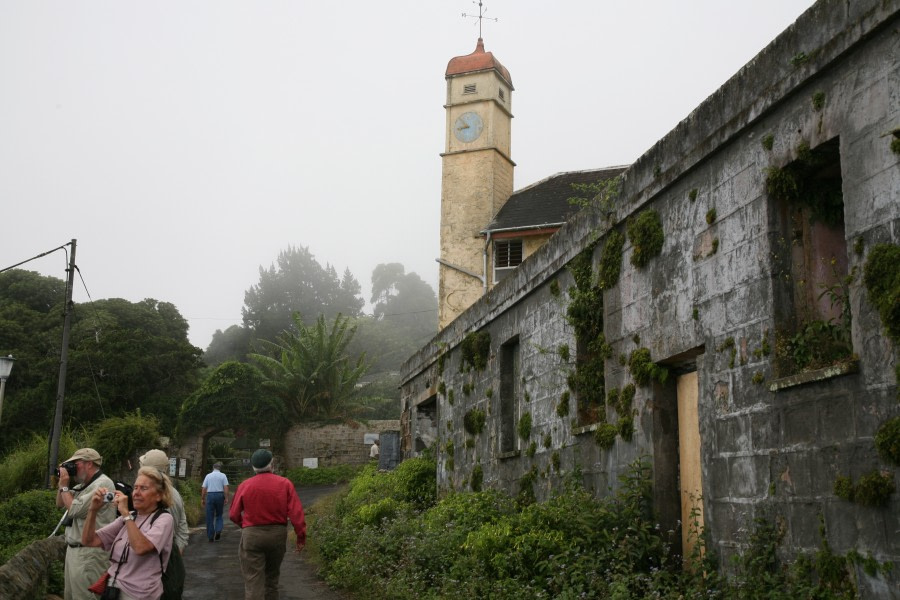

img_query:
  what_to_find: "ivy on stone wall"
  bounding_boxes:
[626,209,665,268]
[460,331,491,372]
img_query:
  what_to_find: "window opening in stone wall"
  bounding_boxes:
[767,137,852,377]
[414,395,438,454]
[499,337,520,454]
[499,88,506,101]
[463,83,477,94]
[494,239,523,282]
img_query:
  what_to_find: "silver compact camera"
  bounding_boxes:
[103,491,116,503]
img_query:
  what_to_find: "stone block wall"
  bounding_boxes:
[401,0,900,596]
[283,420,400,469]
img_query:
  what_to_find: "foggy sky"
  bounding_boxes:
[0,0,815,349]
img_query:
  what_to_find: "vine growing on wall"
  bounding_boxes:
[460,331,491,372]
[626,209,665,268]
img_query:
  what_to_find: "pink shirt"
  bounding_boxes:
[229,472,306,545]
[96,511,174,600]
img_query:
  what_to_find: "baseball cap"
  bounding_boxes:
[64,448,102,465]
[139,449,169,472]
[251,449,273,469]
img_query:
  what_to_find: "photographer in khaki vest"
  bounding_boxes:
[55,447,117,600]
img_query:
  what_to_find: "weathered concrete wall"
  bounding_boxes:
[401,0,900,596]
[283,420,400,469]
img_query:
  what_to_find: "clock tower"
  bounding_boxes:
[439,37,514,329]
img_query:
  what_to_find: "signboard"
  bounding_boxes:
[302,457,318,469]
[259,439,271,448]
[178,458,187,478]
[167,457,177,477]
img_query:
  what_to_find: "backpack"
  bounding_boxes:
[150,508,186,600]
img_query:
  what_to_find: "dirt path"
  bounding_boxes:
[182,484,352,600]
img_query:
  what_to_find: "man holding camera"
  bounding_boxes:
[55,447,117,600]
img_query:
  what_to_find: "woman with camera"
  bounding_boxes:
[81,466,175,600]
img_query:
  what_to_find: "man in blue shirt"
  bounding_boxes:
[201,462,230,542]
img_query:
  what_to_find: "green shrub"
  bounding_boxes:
[863,243,900,343]
[285,463,365,486]
[460,331,491,372]
[594,423,617,449]
[853,471,894,507]
[0,432,78,500]
[91,412,161,473]
[0,490,61,564]
[463,408,486,435]
[874,416,900,465]
[628,347,669,386]
[626,209,665,268]
[517,412,532,440]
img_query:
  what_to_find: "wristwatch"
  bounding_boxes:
[59,486,69,493]
[123,515,135,522]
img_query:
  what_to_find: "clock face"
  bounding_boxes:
[454,111,484,143]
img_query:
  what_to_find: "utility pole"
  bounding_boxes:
[46,239,76,487]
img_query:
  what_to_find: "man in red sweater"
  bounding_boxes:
[229,449,306,600]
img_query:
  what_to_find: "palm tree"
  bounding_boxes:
[251,313,368,421]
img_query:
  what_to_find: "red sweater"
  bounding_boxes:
[229,472,306,545]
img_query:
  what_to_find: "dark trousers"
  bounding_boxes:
[205,491,225,540]
[238,524,287,600]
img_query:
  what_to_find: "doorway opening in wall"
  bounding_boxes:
[205,429,255,484]
[499,337,520,455]
[652,349,705,567]
[767,137,853,377]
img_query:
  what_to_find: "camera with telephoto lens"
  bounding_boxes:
[54,460,77,478]
[103,491,116,503]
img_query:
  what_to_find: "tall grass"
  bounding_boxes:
[0,432,79,500]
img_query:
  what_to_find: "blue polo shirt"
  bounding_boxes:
[202,469,229,493]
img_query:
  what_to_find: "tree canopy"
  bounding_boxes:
[242,245,364,342]
[176,361,286,441]
[251,313,367,421]
[0,269,203,452]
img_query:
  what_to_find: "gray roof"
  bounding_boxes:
[485,166,629,234]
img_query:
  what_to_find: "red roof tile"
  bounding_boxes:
[445,38,513,88]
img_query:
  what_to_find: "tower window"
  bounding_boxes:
[463,83,477,94]
[494,239,523,282]
[499,88,506,102]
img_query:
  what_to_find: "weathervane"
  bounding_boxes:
[462,0,498,39]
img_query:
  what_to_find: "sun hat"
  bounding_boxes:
[250,449,273,470]
[64,448,102,466]
[139,449,169,472]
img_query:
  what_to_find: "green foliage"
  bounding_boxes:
[594,423,618,449]
[618,416,635,441]
[752,371,765,385]
[517,412,532,440]
[706,207,717,225]
[852,471,895,507]
[549,279,561,297]
[174,478,203,527]
[812,91,826,111]
[762,134,775,150]
[177,361,286,439]
[597,230,625,290]
[470,464,484,492]
[775,318,853,375]
[689,188,699,201]
[863,243,900,344]
[628,347,669,386]
[626,209,665,268]
[0,269,203,451]
[892,137,900,155]
[91,412,161,472]
[0,432,78,500]
[285,463,366,486]
[566,176,622,213]
[251,313,367,421]
[543,433,552,449]
[526,441,537,458]
[764,140,844,227]
[241,245,364,344]
[834,471,895,506]
[791,52,809,66]
[460,331,491,372]
[556,392,570,417]
[874,416,900,465]
[0,490,64,570]
[556,343,570,362]
[463,408,486,435]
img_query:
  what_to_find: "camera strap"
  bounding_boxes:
[73,469,104,494]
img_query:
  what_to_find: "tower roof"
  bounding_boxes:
[446,38,513,88]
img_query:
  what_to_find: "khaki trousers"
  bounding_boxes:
[64,546,109,600]
[238,524,288,600]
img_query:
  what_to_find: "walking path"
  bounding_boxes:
[182,484,352,600]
